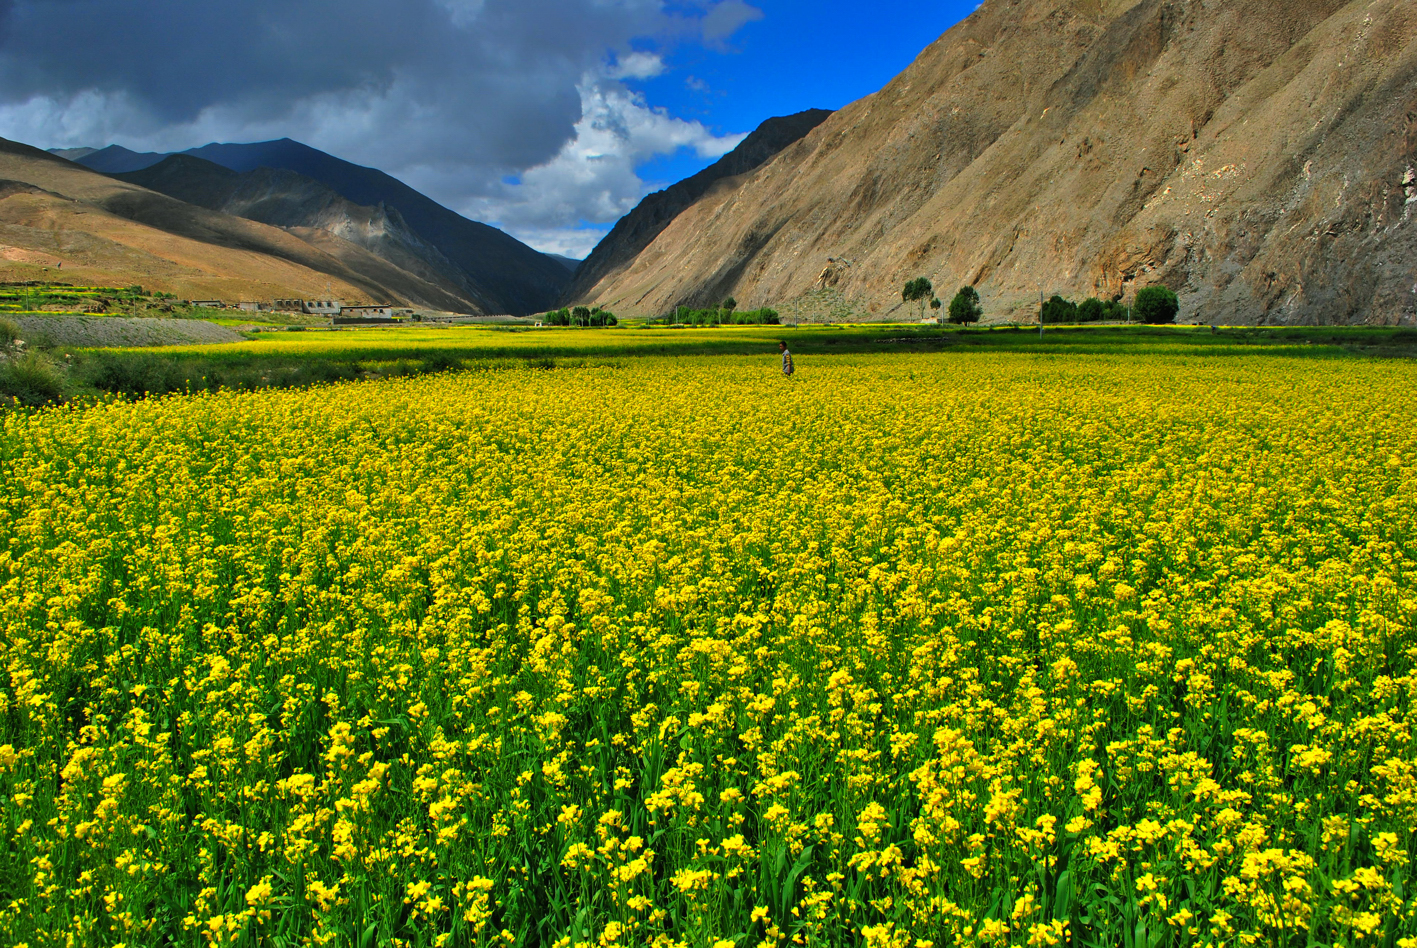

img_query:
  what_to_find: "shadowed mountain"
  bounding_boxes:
[73,138,571,315]
[563,109,832,306]
[0,137,476,307]
[72,144,171,174]
[574,0,1417,326]
[113,155,484,312]
[179,140,570,315]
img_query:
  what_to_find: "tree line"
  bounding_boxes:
[662,299,781,326]
[904,278,1181,326]
[544,306,619,327]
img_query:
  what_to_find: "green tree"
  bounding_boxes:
[902,277,934,320]
[948,286,982,328]
[1133,286,1179,324]
[722,297,736,312]
[1040,295,1078,325]
[1078,297,1105,323]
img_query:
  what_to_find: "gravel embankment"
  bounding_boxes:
[12,316,245,348]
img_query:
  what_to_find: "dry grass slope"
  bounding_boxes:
[0,139,477,308]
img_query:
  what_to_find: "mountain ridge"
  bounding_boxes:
[112,154,485,312]
[178,140,572,315]
[575,0,1417,326]
[564,108,832,308]
[72,139,570,315]
[0,136,455,305]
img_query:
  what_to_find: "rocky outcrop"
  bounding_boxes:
[575,0,1417,325]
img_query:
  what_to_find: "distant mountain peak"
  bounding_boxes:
[47,146,99,161]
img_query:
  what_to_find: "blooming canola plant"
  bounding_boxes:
[0,348,1414,945]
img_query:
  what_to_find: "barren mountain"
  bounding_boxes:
[88,140,570,315]
[574,0,1417,325]
[69,139,572,315]
[562,109,832,305]
[113,155,484,313]
[0,138,470,306]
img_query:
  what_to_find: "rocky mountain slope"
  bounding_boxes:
[0,137,468,306]
[574,0,1417,325]
[562,109,832,305]
[77,139,571,315]
[113,155,480,313]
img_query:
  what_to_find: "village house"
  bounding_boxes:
[341,305,397,319]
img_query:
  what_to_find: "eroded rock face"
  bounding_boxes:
[577,0,1417,325]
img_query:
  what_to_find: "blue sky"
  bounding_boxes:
[0,0,978,257]
[632,1,977,188]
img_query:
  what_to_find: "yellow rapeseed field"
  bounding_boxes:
[1,350,1414,947]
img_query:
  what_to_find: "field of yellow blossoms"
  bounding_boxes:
[1,345,1414,947]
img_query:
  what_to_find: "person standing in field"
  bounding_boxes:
[779,341,794,377]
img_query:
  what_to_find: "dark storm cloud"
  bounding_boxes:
[0,0,761,254]
[0,0,674,168]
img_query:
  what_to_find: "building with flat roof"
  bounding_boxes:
[341,305,396,319]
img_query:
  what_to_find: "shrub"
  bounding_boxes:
[1134,286,1180,324]
[0,351,65,406]
[422,352,464,374]
[0,317,18,346]
[79,351,191,398]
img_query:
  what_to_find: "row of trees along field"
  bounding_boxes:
[544,306,618,327]
[663,299,781,326]
[905,278,1182,326]
[1042,286,1179,324]
[903,279,983,326]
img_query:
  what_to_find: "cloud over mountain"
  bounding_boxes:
[0,0,758,253]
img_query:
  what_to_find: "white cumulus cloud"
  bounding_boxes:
[458,71,746,257]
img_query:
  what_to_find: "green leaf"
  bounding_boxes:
[1053,870,1073,919]
[780,844,815,917]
